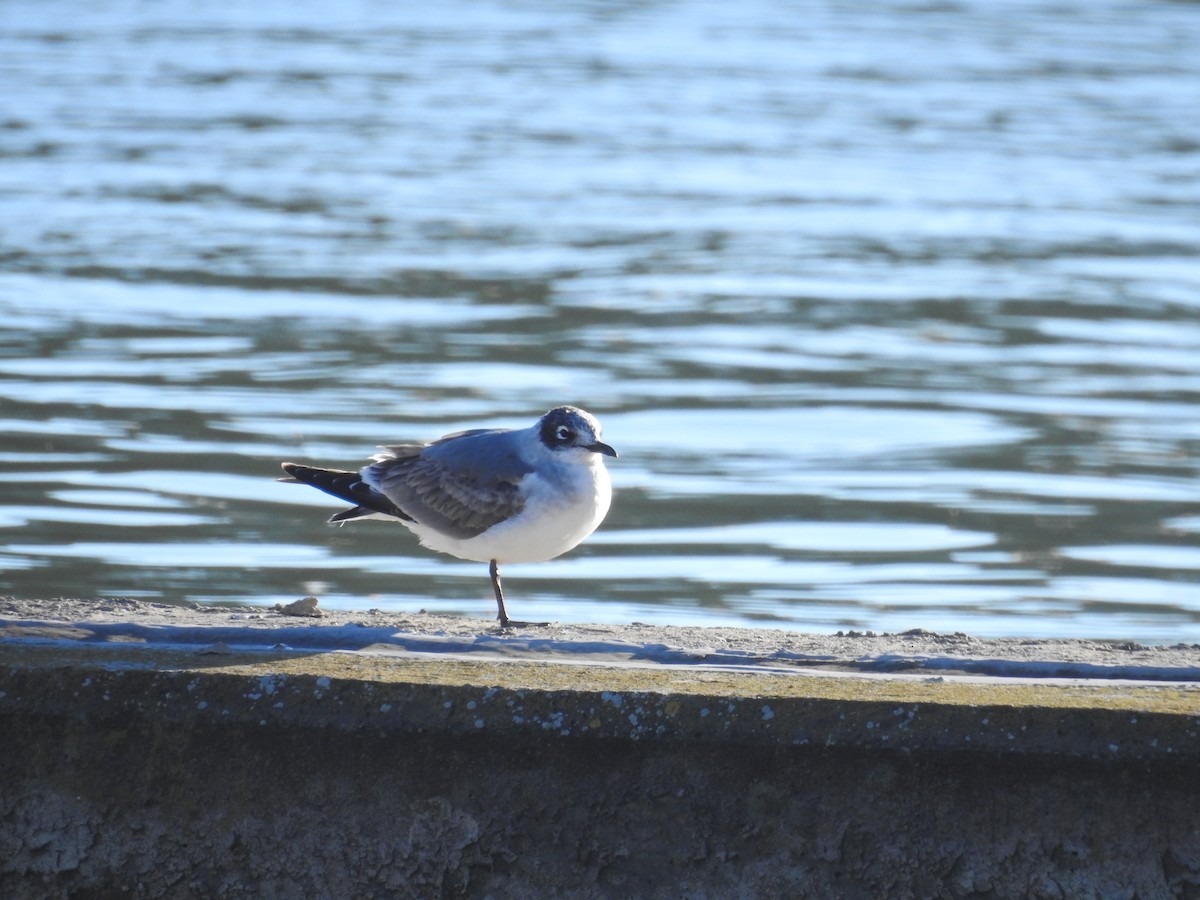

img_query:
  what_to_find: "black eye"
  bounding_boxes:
[555,425,573,443]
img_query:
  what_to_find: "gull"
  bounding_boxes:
[280,406,617,627]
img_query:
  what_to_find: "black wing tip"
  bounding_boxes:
[328,506,369,524]
[282,461,416,523]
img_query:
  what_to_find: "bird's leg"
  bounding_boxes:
[488,560,547,628]
[489,559,511,628]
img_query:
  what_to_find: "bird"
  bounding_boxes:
[279,405,617,628]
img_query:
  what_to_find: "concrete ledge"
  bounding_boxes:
[4,641,1200,761]
[3,599,1200,897]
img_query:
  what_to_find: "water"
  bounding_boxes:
[3,0,1200,640]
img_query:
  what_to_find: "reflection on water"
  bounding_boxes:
[2,0,1200,639]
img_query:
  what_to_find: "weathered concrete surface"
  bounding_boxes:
[3,600,1200,898]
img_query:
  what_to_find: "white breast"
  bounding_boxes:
[401,456,612,565]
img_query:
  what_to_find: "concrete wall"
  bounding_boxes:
[3,645,1200,898]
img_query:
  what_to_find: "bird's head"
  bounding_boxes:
[538,406,617,459]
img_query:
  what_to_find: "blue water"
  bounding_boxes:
[2,0,1200,639]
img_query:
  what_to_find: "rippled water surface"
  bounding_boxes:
[3,0,1200,639]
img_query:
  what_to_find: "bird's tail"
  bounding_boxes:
[279,462,413,524]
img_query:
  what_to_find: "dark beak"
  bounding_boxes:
[588,440,618,458]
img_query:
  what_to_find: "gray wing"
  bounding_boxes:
[367,429,533,540]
